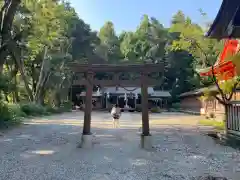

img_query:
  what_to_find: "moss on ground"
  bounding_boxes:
[199,119,225,131]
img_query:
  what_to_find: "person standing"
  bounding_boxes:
[111,104,121,128]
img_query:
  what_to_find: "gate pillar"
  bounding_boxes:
[140,71,152,149]
[80,70,94,148]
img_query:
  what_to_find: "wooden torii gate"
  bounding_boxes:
[70,62,164,149]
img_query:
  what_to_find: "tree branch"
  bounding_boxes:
[0,31,23,53]
[9,48,34,101]
[185,38,209,67]
[0,0,9,30]
[226,81,239,101]
[211,65,227,103]
[213,94,225,105]
[1,0,21,36]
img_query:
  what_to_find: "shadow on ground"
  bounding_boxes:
[0,112,239,180]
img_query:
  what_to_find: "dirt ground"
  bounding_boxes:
[0,112,239,180]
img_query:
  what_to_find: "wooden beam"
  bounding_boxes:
[72,79,162,86]
[69,63,164,73]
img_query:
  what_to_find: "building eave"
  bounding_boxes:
[179,85,218,98]
[179,85,240,98]
[206,0,240,39]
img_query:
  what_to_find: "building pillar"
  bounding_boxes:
[124,93,128,108]
[80,70,94,148]
[140,71,152,149]
[106,92,109,109]
[105,93,107,109]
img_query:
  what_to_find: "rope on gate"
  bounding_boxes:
[117,85,139,92]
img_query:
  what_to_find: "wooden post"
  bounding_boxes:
[82,71,94,135]
[225,104,229,135]
[141,72,150,136]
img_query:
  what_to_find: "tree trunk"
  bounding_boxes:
[13,73,20,102]
[54,91,61,107]
[0,50,8,72]
[4,93,9,102]
[34,47,51,103]
[10,49,34,101]
[37,89,45,105]
[0,0,21,72]
[31,62,37,94]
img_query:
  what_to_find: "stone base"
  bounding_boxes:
[79,134,93,149]
[140,135,153,150]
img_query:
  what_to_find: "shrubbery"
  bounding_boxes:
[135,104,142,112]
[150,106,162,113]
[0,101,72,129]
[20,103,48,116]
[171,102,181,109]
[0,102,22,128]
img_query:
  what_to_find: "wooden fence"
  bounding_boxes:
[226,101,240,136]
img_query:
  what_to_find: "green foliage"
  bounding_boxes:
[0,100,73,129]
[0,101,22,128]
[150,106,162,113]
[19,102,72,117]
[202,88,214,99]
[0,101,14,127]
[96,21,122,63]
[45,101,73,114]
[165,50,196,97]
[199,119,224,131]
[169,11,223,68]
[45,105,61,114]
[119,15,168,63]
[171,102,181,109]
[8,104,27,117]
[60,101,73,112]
[219,80,236,94]
[20,103,47,116]
[202,78,239,105]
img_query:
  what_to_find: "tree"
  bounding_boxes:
[2,0,99,105]
[164,50,196,98]
[96,21,121,63]
[120,31,136,61]
[171,10,186,25]
[120,15,168,64]
[202,54,240,131]
[169,11,223,69]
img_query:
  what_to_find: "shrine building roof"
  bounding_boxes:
[206,0,240,39]
[179,85,218,98]
[179,86,240,98]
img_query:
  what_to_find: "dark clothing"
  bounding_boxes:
[112,113,120,119]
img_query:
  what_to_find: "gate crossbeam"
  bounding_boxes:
[70,62,164,149]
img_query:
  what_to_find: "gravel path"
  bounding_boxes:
[0,112,239,180]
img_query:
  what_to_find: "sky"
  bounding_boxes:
[69,0,222,34]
